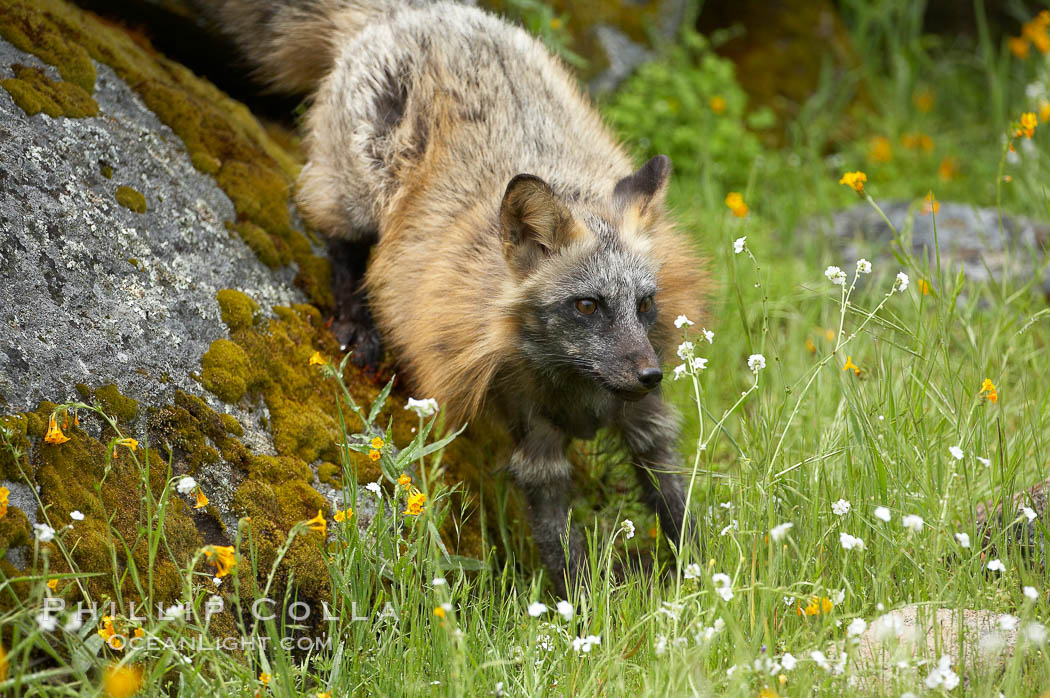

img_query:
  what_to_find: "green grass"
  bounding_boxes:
[5,3,1050,697]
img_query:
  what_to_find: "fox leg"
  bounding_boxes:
[510,420,585,597]
[617,392,693,549]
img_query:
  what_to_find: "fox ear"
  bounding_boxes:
[500,174,575,273]
[613,154,671,219]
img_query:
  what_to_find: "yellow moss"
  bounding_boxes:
[1,63,97,118]
[227,220,289,270]
[190,150,221,175]
[93,384,139,422]
[317,462,342,489]
[99,161,113,179]
[114,185,146,214]
[220,413,243,437]
[200,338,253,403]
[215,289,258,332]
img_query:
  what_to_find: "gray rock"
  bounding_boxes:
[812,200,1050,291]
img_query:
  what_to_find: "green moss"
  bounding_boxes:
[1,64,97,118]
[200,339,252,403]
[228,220,289,270]
[190,150,221,175]
[220,413,243,437]
[317,462,342,489]
[216,289,258,332]
[0,5,95,91]
[114,185,146,214]
[98,161,113,179]
[93,384,138,423]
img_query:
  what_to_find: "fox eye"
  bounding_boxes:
[575,298,597,315]
[638,296,653,313]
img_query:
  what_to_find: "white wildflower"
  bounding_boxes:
[527,602,548,617]
[620,519,635,539]
[999,614,1019,631]
[825,265,846,285]
[162,604,185,621]
[924,655,959,690]
[572,634,601,653]
[1022,506,1038,522]
[847,618,867,637]
[673,364,687,380]
[691,357,708,371]
[948,445,964,460]
[955,532,971,548]
[747,354,766,373]
[365,481,383,497]
[781,652,797,671]
[406,397,439,417]
[810,650,832,671]
[719,520,738,536]
[702,328,714,343]
[733,236,746,254]
[871,613,907,642]
[832,499,851,516]
[987,559,1006,572]
[977,456,991,467]
[895,272,910,292]
[36,611,58,632]
[831,589,846,605]
[1024,586,1039,601]
[674,315,693,328]
[33,524,55,543]
[654,634,668,655]
[677,341,694,360]
[432,577,447,587]
[63,613,83,633]
[683,563,702,580]
[1024,622,1048,644]
[712,573,734,602]
[874,506,891,522]
[770,522,793,542]
[856,259,872,274]
[556,600,574,621]
[176,476,197,494]
[213,576,222,587]
[839,532,864,550]
[902,514,924,532]
[70,510,84,521]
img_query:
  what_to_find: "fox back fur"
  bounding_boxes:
[204,0,708,595]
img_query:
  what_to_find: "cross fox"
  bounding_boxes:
[204,0,707,595]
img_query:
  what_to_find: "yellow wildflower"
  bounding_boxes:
[47,578,58,591]
[397,474,412,487]
[1040,101,1050,124]
[404,488,426,516]
[333,508,352,523]
[308,351,327,366]
[370,436,384,450]
[798,596,834,616]
[824,328,835,342]
[433,606,446,619]
[193,489,209,509]
[1022,11,1050,54]
[73,410,80,427]
[709,95,727,114]
[259,672,271,685]
[981,378,998,404]
[304,509,327,537]
[759,689,779,698]
[549,17,562,31]
[133,628,144,639]
[1016,112,1038,139]
[724,192,748,218]
[804,337,816,353]
[114,438,138,451]
[107,635,125,651]
[203,545,237,578]
[868,136,892,163]
[921,192,940,215]
[838,171,867,193]
[843,356,861,376]
[913,89,934,113]
[938,156,958,181]
[369,449,381,462]
[103,664,143,698]
[1009,36,1030,59]
[778,674,787,686]
[900,132,934,152]
[98,615,116,642]
[0,486,9,518]
[44,415,70,445]
[0,643,7,682]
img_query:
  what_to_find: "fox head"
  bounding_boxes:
[499,155,674,401]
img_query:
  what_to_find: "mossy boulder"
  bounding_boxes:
[0,0,490,617]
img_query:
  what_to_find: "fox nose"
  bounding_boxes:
[637,366,663,389]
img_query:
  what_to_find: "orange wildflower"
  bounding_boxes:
[709,95,727,114]
[404,488,426,516]
[921,192,940,215]
[304,509,327,536]
[981,378,998,404]
[44,415,69,445]
[868,136,892,163]
[724,192,748,218]
[843,356,861,376]
[102,663,143,698]
[308,351,326,366]
[203,545,237,577]
[193,489,209,509]
[839,171,867,193]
